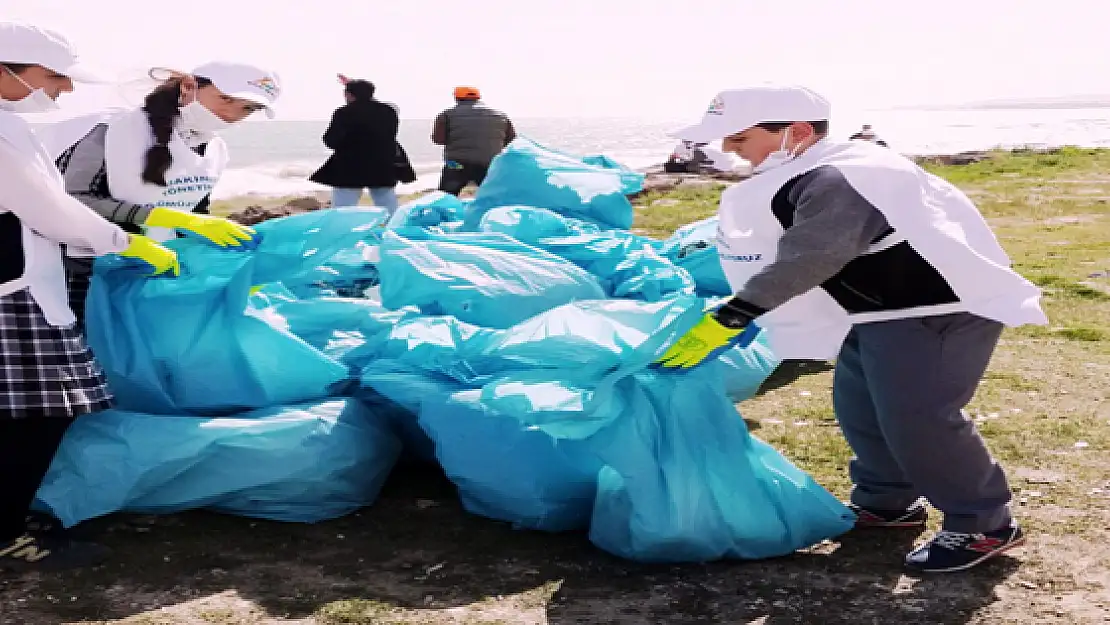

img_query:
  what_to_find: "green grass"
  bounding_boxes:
[630,182,724,238]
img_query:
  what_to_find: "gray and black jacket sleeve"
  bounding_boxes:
[55,124,154,228]
[714,166,893,329]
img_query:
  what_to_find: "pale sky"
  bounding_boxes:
[3,0,1107,121]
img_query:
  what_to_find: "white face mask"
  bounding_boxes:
[751,128,802,175]
[0,66,60,114]
[178,100,232,134]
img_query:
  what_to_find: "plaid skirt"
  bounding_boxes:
[0,289,114,420]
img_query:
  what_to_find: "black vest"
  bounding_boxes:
[770,172,960,314]
[0,212,24,285]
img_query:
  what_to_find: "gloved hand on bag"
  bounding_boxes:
[656,299,763,369]
[145,207,258,248]
[118,234,180,277]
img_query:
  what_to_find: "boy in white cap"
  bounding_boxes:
[37,60,280,329]
[0,21,179,570]
[657,85,1047,573]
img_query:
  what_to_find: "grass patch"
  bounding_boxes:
[630,183,725,238]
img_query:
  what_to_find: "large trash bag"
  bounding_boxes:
[86,244,351,415]
[386,191,468,230]
[247,287,440,462]
[658,215,732,296]
[245,283,414,371]
[34,399,402,525]
[377,229,607,328]
[358,296,854,560]
[465,137,644,231]
[478,206,694,301]
[250,207,388,298]
[719,331,780,401]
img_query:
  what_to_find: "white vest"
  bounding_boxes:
[717,140,1047,360]
[0,111,80,326]
[39,108,228,242]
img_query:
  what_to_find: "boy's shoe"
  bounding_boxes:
[0,532,110,572]
[849,501,928,528]
[904,524,1025,574]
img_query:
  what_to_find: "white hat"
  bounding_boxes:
[672,85,831,142]
[0,21,108,83]
[190,61,281,118]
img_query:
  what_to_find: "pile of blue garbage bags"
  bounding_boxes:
[34,137,854,563]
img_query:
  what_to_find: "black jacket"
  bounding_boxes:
[309,100,412,188]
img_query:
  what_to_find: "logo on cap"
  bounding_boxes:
[707,96,724,115]
[247,76,279,98]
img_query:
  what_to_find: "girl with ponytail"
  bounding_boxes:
[40,61,282,329]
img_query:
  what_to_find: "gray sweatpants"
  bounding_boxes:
[833,312,1013,533]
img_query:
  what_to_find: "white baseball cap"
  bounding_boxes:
[0,21,109,83]
[672,85,831,142]
[191,61,281,118]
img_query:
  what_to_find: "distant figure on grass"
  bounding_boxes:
[849,124,889,147]
[664,139,736,174]
[432,86,516,196]
[310,75,414,214]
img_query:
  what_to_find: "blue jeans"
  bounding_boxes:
[331,187,399,214]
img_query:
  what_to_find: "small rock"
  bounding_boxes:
[799,390,812,397]
[1075,441,1090,449]
[1016,468,1064,484]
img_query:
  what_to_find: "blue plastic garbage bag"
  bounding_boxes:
[658,215,732,296]
[34,399,402,525]
[250,207,388,298]
[377,229,607,328]
[86,243,350,415]
[386,191,468,230]
[465,137,644,230]
[359,296,854,560]
[719,331,780,401]
[246,284,414,371]
[479,206,694,301]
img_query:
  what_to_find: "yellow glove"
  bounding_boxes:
[145,208,257,247]
[656,313,743,369]
[118,234,180,277]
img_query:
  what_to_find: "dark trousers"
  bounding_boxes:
[0,417,72,541]
[437,162,490,196]
[833,312,1012,533]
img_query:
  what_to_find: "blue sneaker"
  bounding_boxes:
[905,524,1025,573]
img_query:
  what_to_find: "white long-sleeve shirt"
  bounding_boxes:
[0,134,131,255]
[0,110,130,326]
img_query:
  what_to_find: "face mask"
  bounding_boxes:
[752,128,802,175]
[0,66,60,113]
[178,100,232,134]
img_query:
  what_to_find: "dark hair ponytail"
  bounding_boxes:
[140,76,213,186]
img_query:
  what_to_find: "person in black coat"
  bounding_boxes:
[309,78,414,214]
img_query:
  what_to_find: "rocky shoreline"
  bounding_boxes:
[224,149,1010,225]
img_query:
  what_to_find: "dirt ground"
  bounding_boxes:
[2,150,1109,624]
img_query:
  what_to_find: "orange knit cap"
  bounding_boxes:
[453,86,481,100]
